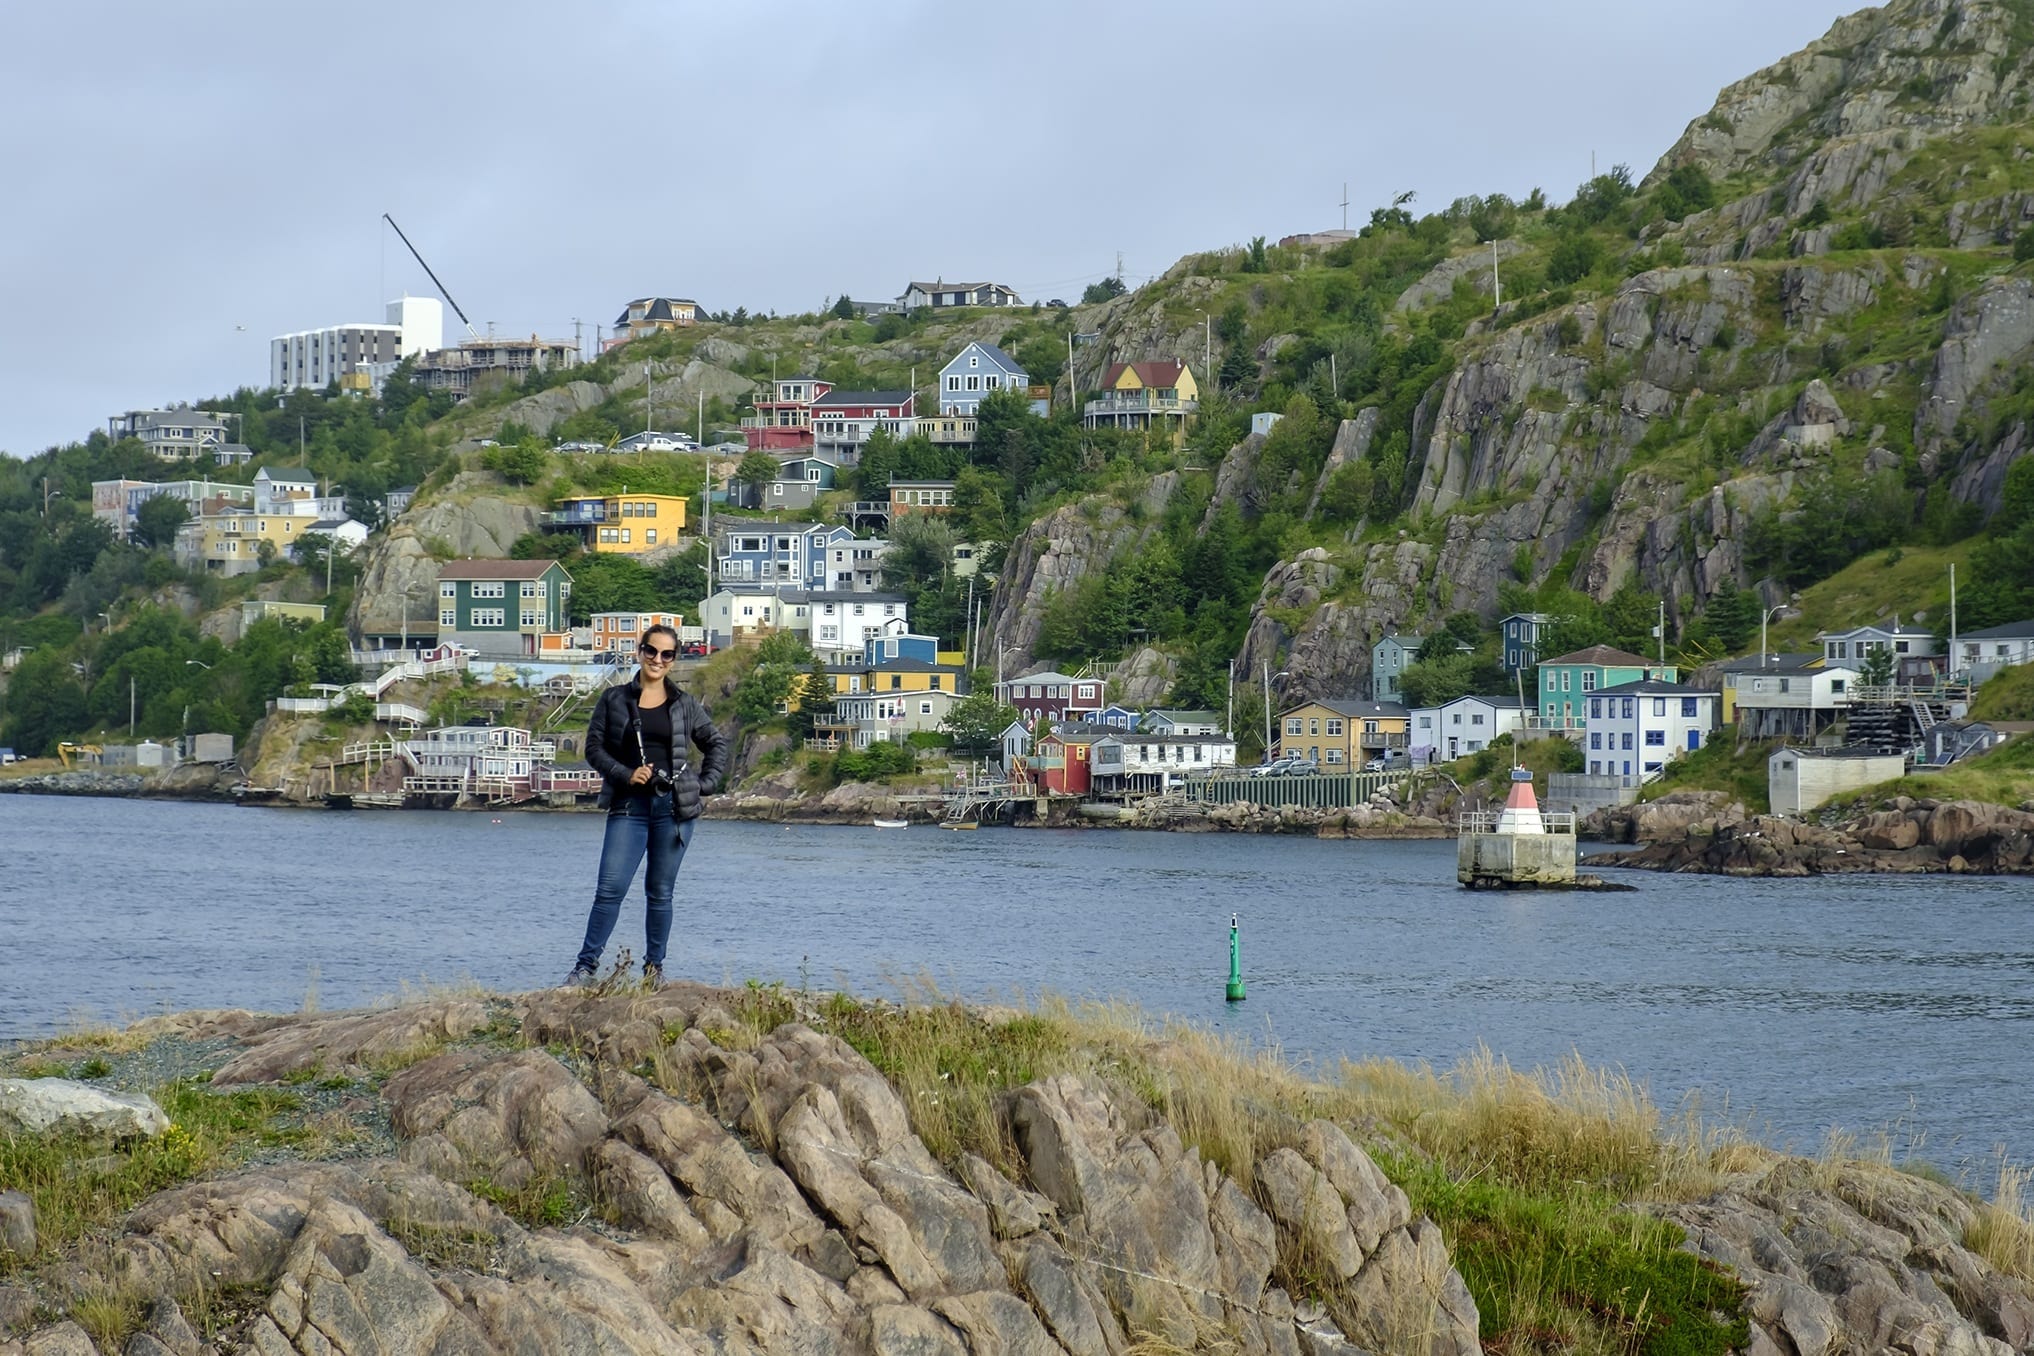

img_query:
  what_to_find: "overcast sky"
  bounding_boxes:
[0,1,1862,459]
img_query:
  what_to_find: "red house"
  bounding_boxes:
[743,377,832,452]
[812,389,917,464]
[1028,720,1109,795]
[995,670,1106,724]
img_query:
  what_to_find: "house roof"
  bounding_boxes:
[1379,633,1426,651]
[1960,618,2034,640]
[809,590,907,603]
[1040,720,1116,744]
[615,297,698,325]
[1541,646,1657,668]
[1820,619,1933,639]
[1102,360,1190,389]
[813,390,912,408]
[1439,694,1526,709]
[1289,699,1410,719]
[1117,730,1235,744]
[1501,612,1553,624]
[1592,680,1717,697]
[889,479,955,489]
[1776,745,1905,761]
[1719,652,1821,672]
[436,558,567,581]
[255,466,316,484]
[946,342,1027,377]
[1146,708,1223,723]
[306,518,354,532]
[904,281,1013,294]
[1003,670,1086,687]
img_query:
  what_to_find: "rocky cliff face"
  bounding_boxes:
[349,472,542,639]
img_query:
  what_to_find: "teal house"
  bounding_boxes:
[1536,645,1675,729]
[437,558,573,659]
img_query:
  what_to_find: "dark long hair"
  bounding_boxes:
[642,622,680,650]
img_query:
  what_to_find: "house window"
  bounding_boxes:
[947,376,960,391]
[1653,698,1666,717]
[1416,717,1430,729]
[1620,733,1634,749]
[1590,733,1601,749]
[1590,699,1602,719]
[966,376,979,391]
[472,607,506,627]
[1308,718,1320,735]
[1326,719,1343,735]
[1621,698,1635,718]
[521,609,541,626]
[1582,671,1597,691]
[440,608,456,626]
[1590,761,1601,775]
[1325,749,1343,764]
[1451,713,1462,725]
[920,701,933,715]
[1561,672,1571,692]
[1471,713,1484,725]
[1286,718,1303,736]
[1830,679,1846,695]
[521,582,538,597]
[471,582,505,599]
[1895,641,1910,653]
[440,583,456,598]
[1645,730,1665,746]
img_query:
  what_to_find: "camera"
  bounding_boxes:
[647,769,674,795]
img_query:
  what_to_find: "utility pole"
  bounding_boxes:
[697,390,705,447]
[1340,182,1349,232]
[701,455,713,596]
[573,317,584,362]
[1330,353,1338,401]
[1950,563,1959,679]
[1492,239,1502,310]
[1657,599,1667,667]
[645,363,653,436]
[130,674,136,737]
[1203,313,1211,383]
[1262,661,1273,760]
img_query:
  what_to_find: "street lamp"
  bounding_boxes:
[997,643,1020,687]
[1759,605,1789,669]
[185,659,213,670]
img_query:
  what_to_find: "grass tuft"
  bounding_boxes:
[1966,1162,2034,1284]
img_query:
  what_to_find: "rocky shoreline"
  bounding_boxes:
[4,988,2034,1355]
[1588,792,2034,876]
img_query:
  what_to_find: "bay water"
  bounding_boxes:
[3,796,2029,1176]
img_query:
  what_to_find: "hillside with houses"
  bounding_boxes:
[4,0,2034,830]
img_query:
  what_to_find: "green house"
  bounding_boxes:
[1537,646,1675,729]
[436,558,573,659]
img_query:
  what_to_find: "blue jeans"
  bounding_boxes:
[576,794,695,972]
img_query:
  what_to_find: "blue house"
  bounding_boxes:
[938,342,1029,417]
[714,522,855,590]
[1095,704,1140,730]
[863,621,940,666]
[1501,613,1553,674]
[1371,634,1425,703]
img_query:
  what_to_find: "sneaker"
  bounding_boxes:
[561,966,596,989]
[642,964,665,990]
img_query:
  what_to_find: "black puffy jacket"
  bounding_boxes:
[584,676,730,819]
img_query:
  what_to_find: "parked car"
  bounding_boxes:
[1250,757,1294,778]
[1363,750,1409,772]
[1283,757,1320,776]
[681,641,715,658]
[1046,299,1068,309]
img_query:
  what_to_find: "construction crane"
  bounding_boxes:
[382,214,479,340]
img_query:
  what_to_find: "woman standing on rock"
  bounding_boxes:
[567,624,728,989]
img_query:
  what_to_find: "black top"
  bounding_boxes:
[584,680,730,820]
[636,701,674,787]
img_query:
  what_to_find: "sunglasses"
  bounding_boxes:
[638,645,677,662]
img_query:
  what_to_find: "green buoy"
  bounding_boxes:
[1226,912,1246,1002]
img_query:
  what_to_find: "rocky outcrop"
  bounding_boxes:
[989,480,1176,675]
[1659,1156,2034,1356]
[1597,798,2034,876]
[348,473,543,638]
[0,990,1485,1356]
[0,1079,168,1141]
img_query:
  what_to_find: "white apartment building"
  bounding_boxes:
[271,296,443,392]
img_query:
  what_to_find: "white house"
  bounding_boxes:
[1408,695,1527,763]
[252,466,343,519]
[899,280,1021,313]
[1819,620,1938,666]
[1953,619,2034,680]
[808,591,909,659]
[836,688,961,748]
[938,342,1029,416]
[1727,659,1857,740]
[699,586,813,649]
[1098,731,1238,790]
[1583,681,1719,778]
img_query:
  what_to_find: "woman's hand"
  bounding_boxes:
[628,765,654,786]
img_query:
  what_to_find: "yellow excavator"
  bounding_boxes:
[57,742,103,769]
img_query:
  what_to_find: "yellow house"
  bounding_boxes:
[191,509,311,575]
[549,494,689,553]
[828,659,965,696]
[1084,360,1200,432]
[1276,699,1410,767]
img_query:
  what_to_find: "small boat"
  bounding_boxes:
[872,818,908,829]
[940,821,978,831]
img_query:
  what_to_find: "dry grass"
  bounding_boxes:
[1966,1163,2034,1284]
